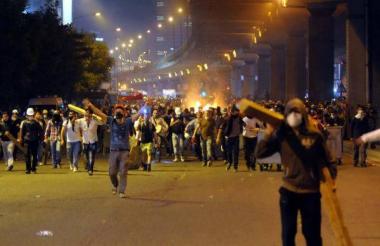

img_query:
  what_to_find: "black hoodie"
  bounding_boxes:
[255,98,337,193]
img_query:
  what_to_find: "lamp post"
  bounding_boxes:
[168,16,175,52]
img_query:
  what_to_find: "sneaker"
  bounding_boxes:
[112,188,117,195]
[207,160,212,167]
[52,165,57,169]
[173,157,179,162]
[38,162,44,166]
[119,193,128,199]
[226,163,231,171]
[25,170,31,174]
[31,170,37,174]
[69,165,73,171]
[224,160,229,165]
[7,165,14,171]
[57,164,61,169]
[202,162,207,167]
[73,167,78,172]
[180,156,185,162]
[233,168,238,173]
[88,170,93,176]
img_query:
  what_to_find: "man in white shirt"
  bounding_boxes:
[61,111,81,172]
[78,108,104,175]
[243,115,260,171]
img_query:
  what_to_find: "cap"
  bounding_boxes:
[26,108,35,116]
[42,109,48,114]
[12,109,18,114]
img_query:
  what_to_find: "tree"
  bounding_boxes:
[0,0,114,109]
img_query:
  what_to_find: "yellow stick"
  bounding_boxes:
[68,104,103,122]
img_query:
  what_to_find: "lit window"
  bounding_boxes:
[156,36,164,42]
[157,1,164,7]
[157,16,165,21]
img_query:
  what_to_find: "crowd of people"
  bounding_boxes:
[0,96,377,176]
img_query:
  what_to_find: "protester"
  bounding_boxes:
[151,109,168,162]
[193,109,216,167]
[45,110,63,168]
[351,106,370,167]
[170,107,185,162]
[255,98,337,246]
[0,112,15,171]
[223,105,243,171]
[136,113,157,171]
[78,105,104,176]
[61,111,81,172]
[18,108,44,174]
[242,114,260,171]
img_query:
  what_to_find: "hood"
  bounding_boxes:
[284,98,319,134]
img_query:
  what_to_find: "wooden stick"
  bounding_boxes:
[321,167,353,246]
[68,104,103,122]
[4,132,27,154]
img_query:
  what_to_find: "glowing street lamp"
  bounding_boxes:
[178,8,183,14]
[224,53,231,62]
[146,29,151,34]
[168,16,174,23]
[115,46,119,51]
[157,23,163,29]
[116,27,122,32]
[95,12,101,17]
[138,34,142,39]
[128,43,132,48]
[122,43,126,48]
[129,39,134,44]
[109,49,114,54]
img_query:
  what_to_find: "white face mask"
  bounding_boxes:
[286,112,303,128]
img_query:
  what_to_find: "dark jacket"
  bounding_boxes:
[351,116,370,139]
[255,98,337,193]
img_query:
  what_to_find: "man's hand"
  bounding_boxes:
[82,98,92,109]
[354,137,364,145]
[265,123,275,136]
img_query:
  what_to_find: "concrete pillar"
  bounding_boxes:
[241,62,257,100]
[285,31,307,100]
[230,64,244,98]
[346,0,367,107]
[271,45,286,100]
[308,3,336,102]
[368,0,380,125]
[258,55,271,100]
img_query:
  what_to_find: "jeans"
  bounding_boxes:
[67,141,81,169]
[109,150,129,194]
[2,141,14,167]
[50,140,61,166]
[226,136,240,169]
[172,133,184,157]
[279,187,322,246]
[353,140,368,166]
[244,137,257,169]
[83,142,97,172]
[200,136,213,163]
[25,141,39,172]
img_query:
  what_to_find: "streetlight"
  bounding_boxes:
[138,34,142,39]
[116,27,121,32]
[168,16,175,52]
[157,23,163,29]
[178,8,183,14]
[95,12,101,17]
[146,29,151,34]
[129,39,134,44]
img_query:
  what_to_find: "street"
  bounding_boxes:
[1,145,380,246]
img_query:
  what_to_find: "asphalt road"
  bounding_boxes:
[1,148,380,246]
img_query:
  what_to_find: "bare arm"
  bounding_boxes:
[83,98,108,124]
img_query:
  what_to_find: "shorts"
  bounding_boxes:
[140,142,153,154]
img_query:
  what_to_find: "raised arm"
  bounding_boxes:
[82,98,108,124]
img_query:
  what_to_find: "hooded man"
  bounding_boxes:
[45,110,63,168]
[170,107,185,162]
[255,98,337,246]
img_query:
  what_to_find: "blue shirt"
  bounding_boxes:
[108,116,134,150]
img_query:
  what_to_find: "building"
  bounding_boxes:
[26,0,72,25]
[155,0,190,60]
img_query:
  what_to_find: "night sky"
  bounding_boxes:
[73,0,155,48]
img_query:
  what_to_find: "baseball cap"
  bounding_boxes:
[12,109,18,114]
[26,108,35,116]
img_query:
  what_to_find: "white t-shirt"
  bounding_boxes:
[63,119,81,143]
[78,118,103,144]
[242,117,260,138]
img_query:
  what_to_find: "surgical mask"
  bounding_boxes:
[115,112,124,119]
[286,112,303,128]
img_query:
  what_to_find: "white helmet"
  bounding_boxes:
[26,108,35,116]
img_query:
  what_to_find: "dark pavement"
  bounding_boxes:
[1,144,380,246]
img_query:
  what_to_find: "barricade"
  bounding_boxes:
[256,130,282,171]
[326,126,343,162]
